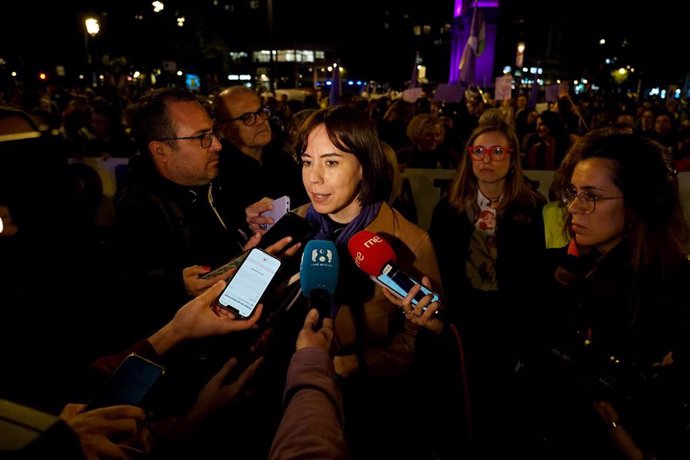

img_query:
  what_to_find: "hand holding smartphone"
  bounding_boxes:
[373,266,440,315]
[202,212,310,281]
[257,211,312,251]
[215,248,282,319]
[84,353,165,412]
[200,252,247,280]
[260,195,290,231]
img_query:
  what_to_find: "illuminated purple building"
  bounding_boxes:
[449,0,499,87]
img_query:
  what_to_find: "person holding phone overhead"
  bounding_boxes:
[264,105,442,459]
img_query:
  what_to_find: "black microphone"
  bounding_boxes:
[300,240,339,320]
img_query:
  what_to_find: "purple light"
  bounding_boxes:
[454,0,498,17]
[449,7,497,86]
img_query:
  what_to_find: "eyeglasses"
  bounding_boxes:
[562,186,623,214]
[468,145,512,161]
[225,106,271,126]
[157,131,218,149]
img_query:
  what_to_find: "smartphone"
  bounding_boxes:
[215,247,282,319]
[260,195,290,231]
[372,264,440,314]
[200,252,248,280]
[203,212,310,281]
[84,353,165,411]
[257,211,313,251]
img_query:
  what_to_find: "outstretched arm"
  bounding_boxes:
[269,309,349,460]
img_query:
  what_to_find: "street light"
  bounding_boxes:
[84,17,100,86]
[85,18,100,37]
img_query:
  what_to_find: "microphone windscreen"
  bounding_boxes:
[347,230,396,277]
[300,240,340,296]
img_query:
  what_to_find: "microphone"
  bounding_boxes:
[347,230,440,313]
[300,240,340,320]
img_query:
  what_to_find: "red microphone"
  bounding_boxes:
[347,230,396,276]
[347,230,440,311]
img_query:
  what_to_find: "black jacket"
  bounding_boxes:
[530,240,690,459]
[103,155,247,347]
[217,139,308,230]
[429,192,547,324]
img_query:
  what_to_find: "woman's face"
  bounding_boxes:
[301,123,363,224]
[471,131,512,187]
[568,157,626,254]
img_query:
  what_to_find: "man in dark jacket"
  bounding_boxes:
[214,86,307,231]
[104,88,248,352]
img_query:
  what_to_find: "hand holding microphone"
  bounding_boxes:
[347,230,441,314]
[300,240,340,321]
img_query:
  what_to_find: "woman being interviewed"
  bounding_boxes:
[293,105,443,459]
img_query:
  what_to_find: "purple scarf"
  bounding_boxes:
[306,202,382,245]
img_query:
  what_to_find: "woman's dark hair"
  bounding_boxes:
[295,105,391,205]
[565,129,689,276]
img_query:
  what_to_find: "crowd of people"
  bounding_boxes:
[1,81,689,460]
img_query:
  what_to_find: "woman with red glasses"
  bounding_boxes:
[428,119,547,457]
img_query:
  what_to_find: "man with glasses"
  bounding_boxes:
[99,87,305,460]
[213,86,307,231]
[104,88,252,350]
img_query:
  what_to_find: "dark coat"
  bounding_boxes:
[427,189,547,455]
[217,139,307,232]
[103,155,247,348]
[429,191,547,325]
[529,240,690,459]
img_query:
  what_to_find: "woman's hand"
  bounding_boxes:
[383,275,444,334]
[245,197,274,234]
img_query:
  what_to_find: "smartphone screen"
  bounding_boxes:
[216,248,282,318]
[84,353,165,411]
[373,264,440,313]
[261,195,290,231]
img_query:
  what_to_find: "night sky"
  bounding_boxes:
[0,1,686,88]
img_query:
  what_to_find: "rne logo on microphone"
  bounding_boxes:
[354,251,364,267]
[311,248,333,264]
[363,235,384,248]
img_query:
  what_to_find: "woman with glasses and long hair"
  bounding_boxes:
[427,119,547,457]
[525,129,690,459]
